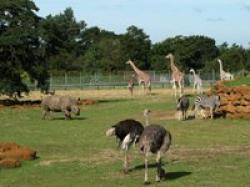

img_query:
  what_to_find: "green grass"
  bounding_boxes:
[0,94,250,187]
[224,77,250,87]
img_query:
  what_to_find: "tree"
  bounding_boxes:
[0,0,49,97]
[41,8,87,70]
[121,25,151,70]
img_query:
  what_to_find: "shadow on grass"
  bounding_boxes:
[98,98,134,104]
[131,163,192,180]
[50,117,87,121]
[164,171,192,180]
[0,99,41,106]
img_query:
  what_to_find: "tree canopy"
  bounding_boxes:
[0,0,49,97]
[1,2,250,97]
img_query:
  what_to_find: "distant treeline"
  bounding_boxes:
[1,1,250,96]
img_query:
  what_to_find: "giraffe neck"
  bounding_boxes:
[169,55,179,72]
[129,61,141,75]
[191,70,196,78]
[219,61,224,74]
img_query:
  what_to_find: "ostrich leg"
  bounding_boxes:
[124,150,128,173]
[144,153,150,185]
[155,151,161,182]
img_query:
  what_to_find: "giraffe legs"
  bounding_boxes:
[172,81,177,98]
[178,80,182,97]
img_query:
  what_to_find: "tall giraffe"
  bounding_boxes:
[190,68,203,94]
[126,60,151,95]
[217,59,234,80]
[165,53,184,97]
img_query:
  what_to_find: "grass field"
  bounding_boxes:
[0,89,250,187]
[224,77,250,87]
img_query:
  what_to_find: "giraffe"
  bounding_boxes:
[165,53,184,97]
[217,59,234,80]
[126,60,151,95]
[190,68,203,94]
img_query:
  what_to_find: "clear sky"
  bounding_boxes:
[34,0,250,47]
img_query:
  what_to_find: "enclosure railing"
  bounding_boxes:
[28,70,222,90]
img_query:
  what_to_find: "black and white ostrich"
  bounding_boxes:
[139,109,172,184]
[106,119,144,173]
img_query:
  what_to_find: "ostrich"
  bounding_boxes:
[176,95,190,120]
[106,119,144,173]
[189,69,203,94]
[139,110,172,184]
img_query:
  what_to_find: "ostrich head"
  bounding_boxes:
[144,109,151,126]
[165,53,173,59]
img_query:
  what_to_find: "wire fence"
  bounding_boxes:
[28,70,221,90]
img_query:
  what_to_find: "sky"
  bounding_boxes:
[34,0,250,47]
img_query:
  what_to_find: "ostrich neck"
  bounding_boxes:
[145,115,149,126]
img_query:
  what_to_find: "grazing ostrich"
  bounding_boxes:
[176,95,190,120]
[106,119,144,173]
[190,69,203,94]
[139,110,172,184]
[217,59,234,80]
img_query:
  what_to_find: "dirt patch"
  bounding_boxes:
[0,142,37,169]
[150,111,177,120]
[80,99,97,105]
[168,145,250,161]
[38,149,121,166]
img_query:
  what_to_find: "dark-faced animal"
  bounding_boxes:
[106,119,144,173]
[176,95,190,120]
[41,96,80,120]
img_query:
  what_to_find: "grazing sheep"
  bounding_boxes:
[176,95,190,120]
[106,119,144,173]
[41,96,80,120]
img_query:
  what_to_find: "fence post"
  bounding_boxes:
[50,72,53,90]
[212,69,215,84]
[65,72,67,90]
[80,71,82,89]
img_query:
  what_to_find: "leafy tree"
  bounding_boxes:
[41,8,86,70]
[121,25,151,70]
[0,0,49,97]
